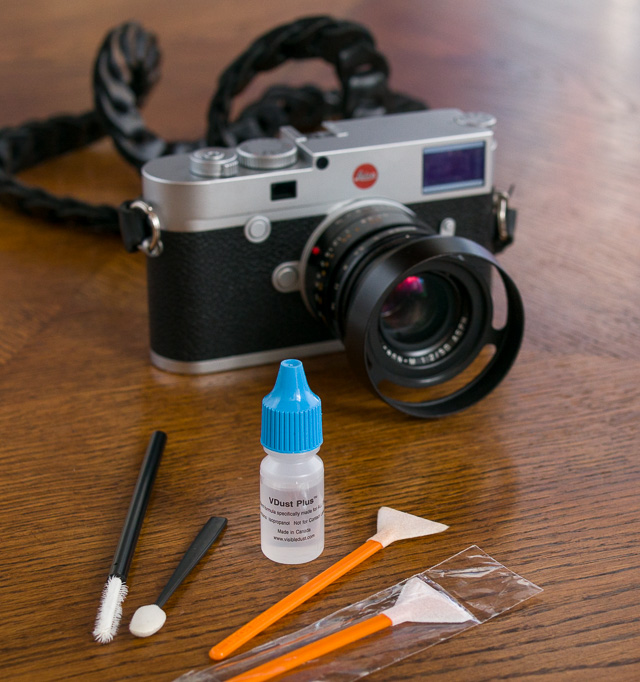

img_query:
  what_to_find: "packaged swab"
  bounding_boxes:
[175,545,542,682]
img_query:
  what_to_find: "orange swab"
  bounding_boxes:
[210,507,447,660]
[224,577,472,682]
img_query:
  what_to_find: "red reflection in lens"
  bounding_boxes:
[395,276,424,294]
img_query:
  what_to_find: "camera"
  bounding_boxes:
[138,108,524,417]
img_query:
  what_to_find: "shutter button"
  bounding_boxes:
[189,148,239,177]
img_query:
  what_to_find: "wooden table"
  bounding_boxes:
[1,1,638,680]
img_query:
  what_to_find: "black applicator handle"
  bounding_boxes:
[109,430,167,579]
[156,516,227,608]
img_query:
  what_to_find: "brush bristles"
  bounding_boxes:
[93,575,128,644]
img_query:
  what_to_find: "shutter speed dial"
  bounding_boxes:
[236,138,298,170]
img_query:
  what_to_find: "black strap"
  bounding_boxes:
[119,200,150,252]
[206,15,425,147]
[0,112,119,231]
[0,18,427,238]
[93,22,203,170]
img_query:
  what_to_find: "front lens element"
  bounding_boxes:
[380,273,458,350]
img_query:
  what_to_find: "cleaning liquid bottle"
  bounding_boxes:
[260,359,324,564]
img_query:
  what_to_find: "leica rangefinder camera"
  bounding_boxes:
[136,108,524,417]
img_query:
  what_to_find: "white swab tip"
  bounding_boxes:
[369,507,449,547]
[384,578,473,625]
[129,604,167,638]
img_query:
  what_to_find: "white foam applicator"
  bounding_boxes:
[226,577,473,682]
[129,517,227,638]
[210,507,448,660]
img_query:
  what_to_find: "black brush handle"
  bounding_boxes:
[109,431,167,579]
[156,516,227,608]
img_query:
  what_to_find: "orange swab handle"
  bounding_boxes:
[226,613,392,682]
[210,539,383,660]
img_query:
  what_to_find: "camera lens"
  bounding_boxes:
[300,200,524,417]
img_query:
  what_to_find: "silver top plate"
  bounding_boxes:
[141,109,495,233]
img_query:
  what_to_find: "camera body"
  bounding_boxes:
[141,108,505,374]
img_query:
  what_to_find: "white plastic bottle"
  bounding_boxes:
[259,359,324,564]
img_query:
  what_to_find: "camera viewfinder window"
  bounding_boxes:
[422,142,485,193]
[271,181,297,201]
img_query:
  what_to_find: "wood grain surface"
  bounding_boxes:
[1,1,638,680]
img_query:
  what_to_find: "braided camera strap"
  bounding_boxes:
[0,112,119,231]
[205,15,426,147]
[0,17,426,236]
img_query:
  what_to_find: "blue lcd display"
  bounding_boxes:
[423,142,486,193]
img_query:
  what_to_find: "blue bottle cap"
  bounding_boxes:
[261,359,322,453]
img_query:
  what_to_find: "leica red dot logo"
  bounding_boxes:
[353,163,378,189]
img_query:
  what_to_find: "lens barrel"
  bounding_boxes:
[302,201,524,417]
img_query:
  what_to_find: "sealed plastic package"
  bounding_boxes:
[175,545,542,682]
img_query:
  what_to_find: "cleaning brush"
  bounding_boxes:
[93,430,166,643]
[94,576,129,644]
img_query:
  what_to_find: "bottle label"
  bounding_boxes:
[260,481,324,547]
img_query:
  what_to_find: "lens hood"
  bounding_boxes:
[343,235,524,417]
